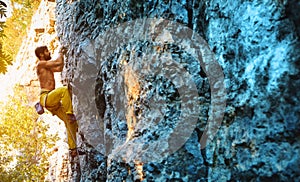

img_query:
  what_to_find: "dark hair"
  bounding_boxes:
[35,46,48,59]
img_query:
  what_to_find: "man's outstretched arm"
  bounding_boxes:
[37,52,64,72]
[50,46,67,72]
[50,53,64,72]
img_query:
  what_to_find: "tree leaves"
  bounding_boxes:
[0,0,40,74]
[0,86,58,181]
[0,2,11,74]
[0,0,7,18]
[0,6,6,18]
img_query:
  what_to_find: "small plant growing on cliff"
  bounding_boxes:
[0,86,58,181]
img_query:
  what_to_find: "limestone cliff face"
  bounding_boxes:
[56,0,300,181]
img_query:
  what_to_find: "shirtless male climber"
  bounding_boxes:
[35,45,79,157]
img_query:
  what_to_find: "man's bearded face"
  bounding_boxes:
[43,49,51,60]
[44,54,51,61]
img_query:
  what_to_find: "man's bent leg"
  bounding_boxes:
[52,107,78,149]
[46,86,73,115]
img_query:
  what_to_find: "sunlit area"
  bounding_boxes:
[0,0,40,73]
[0,86,58,181]
[0,0,66,181]
[0,0,38,101]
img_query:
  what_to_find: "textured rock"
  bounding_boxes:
[55,0,300,181]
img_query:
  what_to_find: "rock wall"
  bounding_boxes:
[56,0,300,181]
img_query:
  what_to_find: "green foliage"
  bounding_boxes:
[0,86,58,181]
[0,0,40,74]
[3,0,40,57]
[0,3,12,74]
[0,5,6,18]
[0,43,12,74]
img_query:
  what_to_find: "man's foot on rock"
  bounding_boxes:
[69,148,86,158]
[69,148,78,158]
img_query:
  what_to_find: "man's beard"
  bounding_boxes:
[45,55,51,60]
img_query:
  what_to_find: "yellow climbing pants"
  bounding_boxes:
[40,86,78,150]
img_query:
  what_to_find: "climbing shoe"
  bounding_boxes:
[69,148,86,157]
[69,149,78,158]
